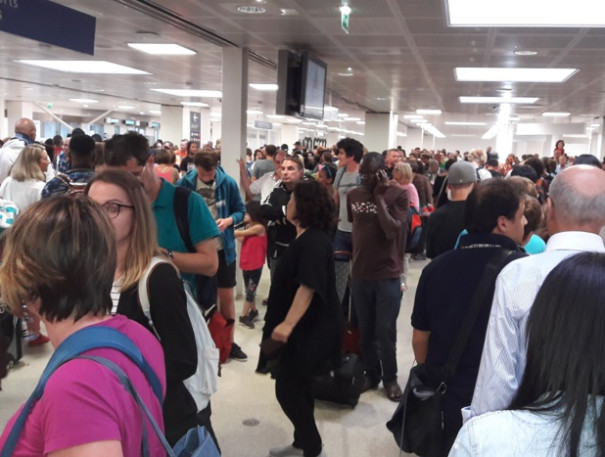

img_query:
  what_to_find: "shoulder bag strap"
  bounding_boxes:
[138,257,172,340]
[442,249,516,378]
[173,185,195,253]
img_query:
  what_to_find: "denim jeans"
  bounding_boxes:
[351,278,402,383]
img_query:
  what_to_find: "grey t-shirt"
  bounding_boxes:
[252,159,275,179]
[336,169,360,232]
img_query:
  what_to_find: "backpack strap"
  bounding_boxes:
[137,257,175,340]
[173,186,195,253]
[0,326,163,457]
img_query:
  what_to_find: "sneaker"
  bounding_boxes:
[230,342,248,361]
[248,309,260,322]
[238,315,254,329]
[269,444,304,457]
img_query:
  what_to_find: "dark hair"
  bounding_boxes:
[265,144,277,157]
[336,137,364,163]
[321,162,337,181]
[524,157,545,179]
[52,135,63,146]
[555,139,565,148]
[91,133,103,143]
[486,158,499,168]
[444,158,456,171]
[574,154,602,168]
[283,155,304,171]
[509,252,605,457]
[69,134,95,159]
[523,196,543,238]
[510,165,538,183]
[93,142,106,167]
[105,132,150,167]
[245,200,266,226]
[186,141,200,155]
[193,151,219,170]
[71,127,86,137]
[292,180,335,232]
[465,179,524,233]
[155,148,171,164]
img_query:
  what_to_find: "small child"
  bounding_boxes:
[235,201,267,329]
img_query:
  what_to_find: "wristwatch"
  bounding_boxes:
[166,249,174,260]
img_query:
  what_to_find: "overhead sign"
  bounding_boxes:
[0,0,96,55]
[190,111,201,141]
[254,120,273,130]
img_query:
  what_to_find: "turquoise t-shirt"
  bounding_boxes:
[152,179,219,286]
[454,229,545,255]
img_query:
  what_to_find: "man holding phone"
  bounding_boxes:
[347,152,409,401]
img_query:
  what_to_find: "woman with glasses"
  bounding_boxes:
[0,196,167,456]
[85,170,219,448]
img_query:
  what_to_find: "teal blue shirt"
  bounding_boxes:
[152,179,219,286]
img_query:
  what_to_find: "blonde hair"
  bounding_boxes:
[10,144,46,182]
[85,170,162,290]
[394,162,413,184]
[0,197,116,321]
[469,149,487,166]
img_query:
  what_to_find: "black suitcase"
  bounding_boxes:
[313,353,365,407]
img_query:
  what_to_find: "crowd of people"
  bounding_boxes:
[1,116,605,457]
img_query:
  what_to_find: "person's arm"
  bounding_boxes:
[468,276,521,420]
[412,329,430,364]
[235,224,265,239]
[170,238,218,276]
[50,441,123,457]
[272,284,314,342]
[216,179,245,231]
[237,158,254,201]
[374,171,409,240]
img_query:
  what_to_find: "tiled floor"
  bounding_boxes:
[0,259,428,456]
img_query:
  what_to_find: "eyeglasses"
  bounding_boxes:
[102,202,134,219]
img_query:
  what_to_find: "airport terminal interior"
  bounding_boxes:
[2,1,605,456]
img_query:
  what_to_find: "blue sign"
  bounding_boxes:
[0,0,96,55]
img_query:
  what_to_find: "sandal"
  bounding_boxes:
[384,381,403,402]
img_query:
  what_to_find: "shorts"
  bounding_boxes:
[333,229,353,261]
[216,249,236,288]
[242,268,263,303]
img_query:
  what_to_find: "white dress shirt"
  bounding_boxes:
[465,231,605,421]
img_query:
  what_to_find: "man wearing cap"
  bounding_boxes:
[425,161,477,259]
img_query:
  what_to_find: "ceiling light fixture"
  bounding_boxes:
[117,105,135,110]
[249,83,278,91]
[70,98,99,103]
[181,102,210,107]
[17,60,149,74]
[127,43,196,55]
[542,112,571,117]
[460,96,539,104]
[237,5,266,14]
[404,115,424,119]
[514,49,538,56]
[247,109,263,115]
[151,89,222,97]
[455,67,577,82]
[445,121,487,126]
[446,0,605,27]
[416,109,442,115]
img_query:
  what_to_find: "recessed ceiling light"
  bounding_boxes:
[181,102,210,107]
[563,134,590,138]
[450,134,478,137]
[514,50,538,56]
[396,132,408,137]
[249,83,278,91]
[591,123,600,128]
[150,110,162,115]
[17,60,149,74]
[127,43,196,55]
[337,71,354,77]
[70,98,99,103]
[416,109,442,115]
[151,89,222,97]
[356,121,365,125]
[542,112,571,117]
[456,67,577,82]
[460,96,539,104]
[140,111,145,115]
[445,121,487,126]
[404,115,423,119]
[280,8,299,16]
[447,0,605,27]
[344,117,362,121]
[337,113,349,118]
[247,109,263,115]
[118,105,135,110]
[237,5,266,13]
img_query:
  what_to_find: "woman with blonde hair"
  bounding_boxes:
[393,162,419,210]
[0,196,167,456]
[85,169,219,449]
[0,143,49,212]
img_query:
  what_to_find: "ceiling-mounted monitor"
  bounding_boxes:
[299,53,327,120]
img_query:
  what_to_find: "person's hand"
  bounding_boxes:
[237,158,245,170]
[272,321,294,342]
[374,169,390,198]
[216,217,232,232]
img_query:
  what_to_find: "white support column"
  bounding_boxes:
[0,99,6,139]
[364,112,398,152]
[6,101,34,137]
[596,117,605,160]
[280,124,299,151]
[160,106,189,143]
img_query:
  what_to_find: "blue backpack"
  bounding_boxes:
[0,326,220,457]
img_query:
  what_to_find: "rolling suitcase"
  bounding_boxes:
[313,353,365,407]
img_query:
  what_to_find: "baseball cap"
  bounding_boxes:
[448,162,477,184]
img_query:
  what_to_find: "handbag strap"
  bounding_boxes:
[442,249,515,378]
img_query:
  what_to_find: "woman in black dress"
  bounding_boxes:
[264,180,344,457]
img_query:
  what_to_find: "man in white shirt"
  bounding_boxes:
[466,165,605,421]
[0,118,37,183]
[238,150,285,203]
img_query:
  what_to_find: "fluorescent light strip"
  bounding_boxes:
[445,121,487,126]
[404,115,424,119]
[249,83,279,91]
[447,0,605,27]
[127,43,196,55]
[17,60,149,75]
[70,98,99,103]
[460,96,538,104]
[151,89,222,98]
[181,102,210,108]
[542,112,570,117]
[455,67,577,83]
[416,109,442,115]
[247,110,263,115]
[563,134,590,138]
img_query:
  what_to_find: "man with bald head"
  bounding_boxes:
[0,117,37,183]
[466,165,605,421]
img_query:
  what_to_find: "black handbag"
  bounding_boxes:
[387,249,515,456]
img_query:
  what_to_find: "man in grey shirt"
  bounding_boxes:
[251,144,277,180]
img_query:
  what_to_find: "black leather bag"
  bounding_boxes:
[387,249,516,456]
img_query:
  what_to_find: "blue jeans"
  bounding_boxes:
[351,278,401,383]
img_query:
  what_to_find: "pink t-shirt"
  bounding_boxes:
[401,183,420,210]
[0,315,167,457]
[240,231,267,271]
